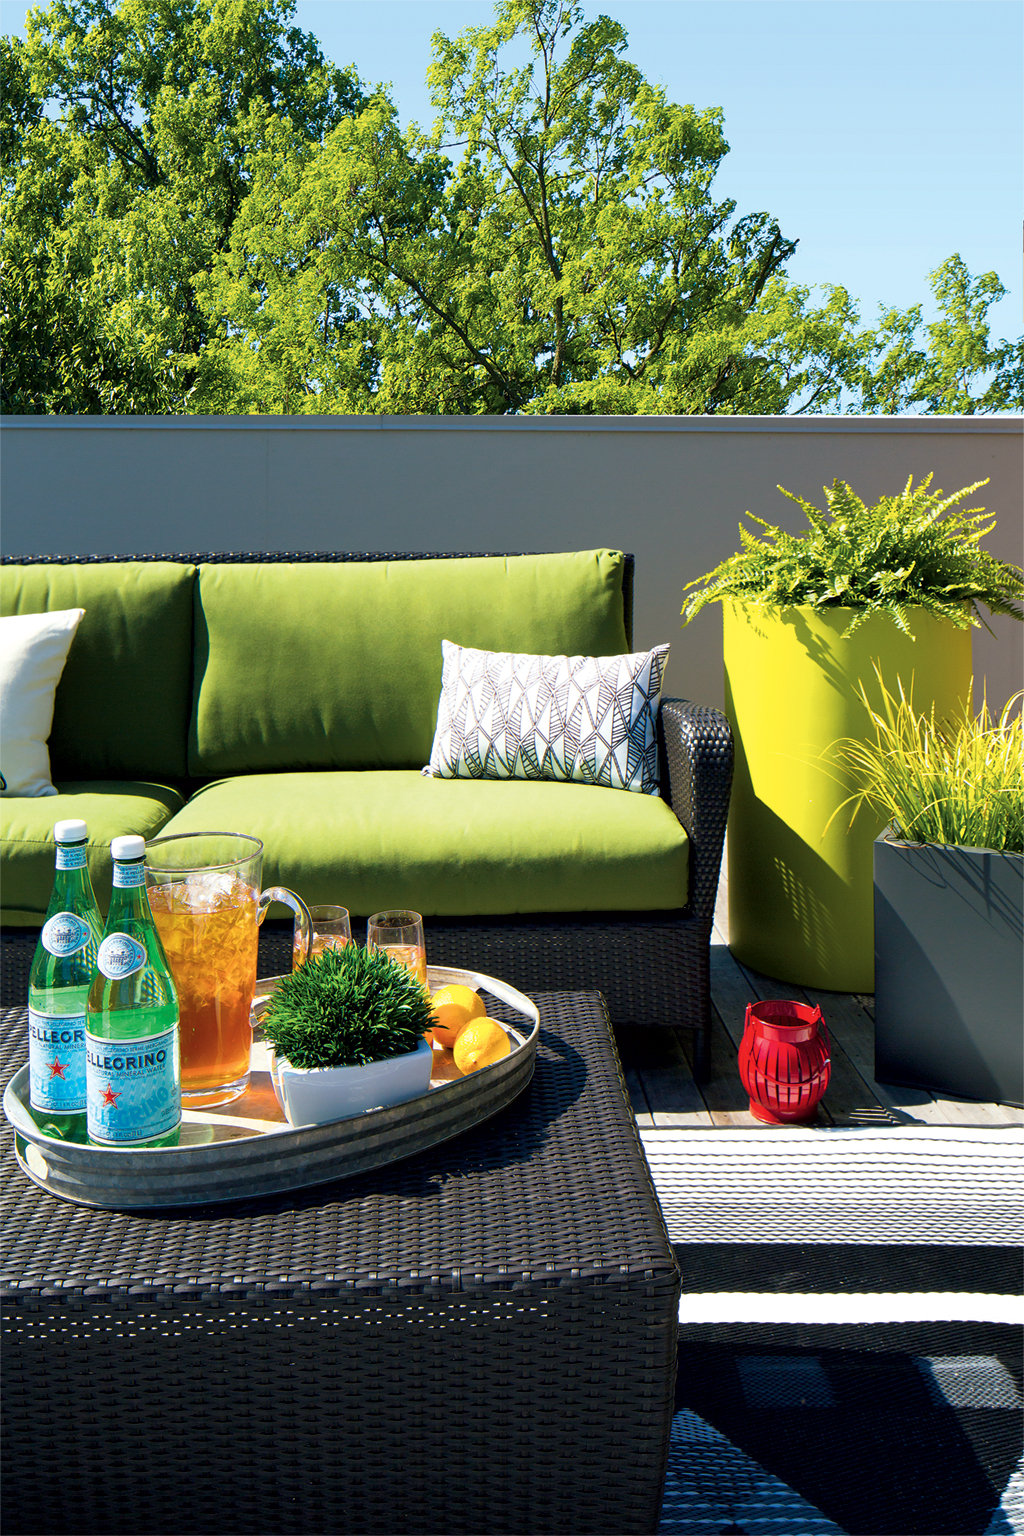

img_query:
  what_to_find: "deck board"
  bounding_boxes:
[615,861,1024,1132]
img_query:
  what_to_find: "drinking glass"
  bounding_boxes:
[145,832,311,1107]
[367,910,427,988]
[293,905,352,969]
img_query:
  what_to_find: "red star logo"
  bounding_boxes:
[101,1086,122,1107]
[47,1057,68,1080]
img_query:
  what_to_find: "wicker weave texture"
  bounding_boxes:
[1,993,679,1536]
[2,903,716,1074]
[659,698,733,925]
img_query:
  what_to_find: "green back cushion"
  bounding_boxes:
[191,552,629,775]
[0,563,195,780]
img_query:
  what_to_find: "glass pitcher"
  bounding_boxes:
[145,832,311,1107]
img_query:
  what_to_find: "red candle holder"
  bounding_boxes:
[738,1000,831,1124]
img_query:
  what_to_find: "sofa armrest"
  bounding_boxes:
[657,697,733,925]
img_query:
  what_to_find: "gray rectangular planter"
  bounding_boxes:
[873,832,1023,1106]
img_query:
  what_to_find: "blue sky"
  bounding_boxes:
[6,0,1022,347]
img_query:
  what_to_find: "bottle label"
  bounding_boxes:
[56,845,88,871]
[97,933,147,980]
[29,1008,87,1114]
[86,1025,180,1144]
[41,911,93,958]
[113,862,147,889]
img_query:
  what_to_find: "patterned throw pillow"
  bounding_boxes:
[424,640,669,794]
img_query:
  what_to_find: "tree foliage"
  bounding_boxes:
[1,0,362,411]
[3,0,1021,415]
[851,256,1024,415]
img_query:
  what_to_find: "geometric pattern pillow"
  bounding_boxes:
[423,640,669,794]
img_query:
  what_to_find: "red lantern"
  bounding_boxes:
[738,1000,831,1124]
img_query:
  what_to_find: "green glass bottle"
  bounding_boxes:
[27,819,102,1142]
[86,835,181,1148]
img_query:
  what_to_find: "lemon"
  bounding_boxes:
[430,983,486,1048]
[453,1017,511,1074]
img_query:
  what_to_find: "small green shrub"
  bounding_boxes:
[681,474,1023,636]
[832,673,1024,853]
[261,944,432,1070]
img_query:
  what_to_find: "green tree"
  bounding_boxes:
[1,0,363,411]
[197,0,1024,415]
[852,256,1024,414]
[205,0,861,413]
[4,0,1021,416]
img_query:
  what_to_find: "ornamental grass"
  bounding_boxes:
[833,671,1024,854]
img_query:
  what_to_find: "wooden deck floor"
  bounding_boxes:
[616,869,1024,1132]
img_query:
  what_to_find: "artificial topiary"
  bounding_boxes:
[260,944,432,1070]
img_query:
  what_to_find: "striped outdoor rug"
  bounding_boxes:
[640,1126,1024,1248]
[660,1317,1022,1536]
[647,1127,1022,1534]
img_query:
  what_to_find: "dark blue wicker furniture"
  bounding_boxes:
[1,992,680,1536]
[0,550,733,1078]
[2,552,736,1081]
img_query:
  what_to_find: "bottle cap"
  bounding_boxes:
[53,820,88,843]
[111,834,146,861]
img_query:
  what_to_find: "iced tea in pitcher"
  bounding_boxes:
[145,833,311,1107]
[147,874,258,1106]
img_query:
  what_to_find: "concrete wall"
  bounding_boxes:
[2,415,1021,711]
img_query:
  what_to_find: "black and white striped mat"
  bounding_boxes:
[646,1128,1023,1533]
[661,1318,1022,1535]
[656,1238,1022,1534]
[641,1126,1024,1249]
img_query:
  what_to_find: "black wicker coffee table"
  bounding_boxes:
[1,992,679,1536]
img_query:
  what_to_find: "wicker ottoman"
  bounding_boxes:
[1,992,679,1536]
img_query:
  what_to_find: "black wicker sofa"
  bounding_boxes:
[0,549,732,1076]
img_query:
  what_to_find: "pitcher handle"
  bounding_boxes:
[257,887,312,967]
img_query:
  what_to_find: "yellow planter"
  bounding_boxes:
[723,602,971,991]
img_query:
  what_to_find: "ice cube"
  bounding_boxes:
[181,871,243,913]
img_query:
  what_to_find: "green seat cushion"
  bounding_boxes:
[0,563,196,780]
[160,771,688,916]
[1,782,186,925]
[190,551,629,776]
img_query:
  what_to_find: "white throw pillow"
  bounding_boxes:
[424,640,669,794]
[0,608,85,797]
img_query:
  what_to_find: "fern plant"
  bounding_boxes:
[681,474,1023,636]
[260,943,432,1070]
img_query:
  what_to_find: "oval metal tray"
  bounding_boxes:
[3,966,538,1210]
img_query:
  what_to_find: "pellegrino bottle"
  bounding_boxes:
[27,820,103,1141]
[86,835,181,1148]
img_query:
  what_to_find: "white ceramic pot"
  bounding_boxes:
[269,1036,433,1128]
